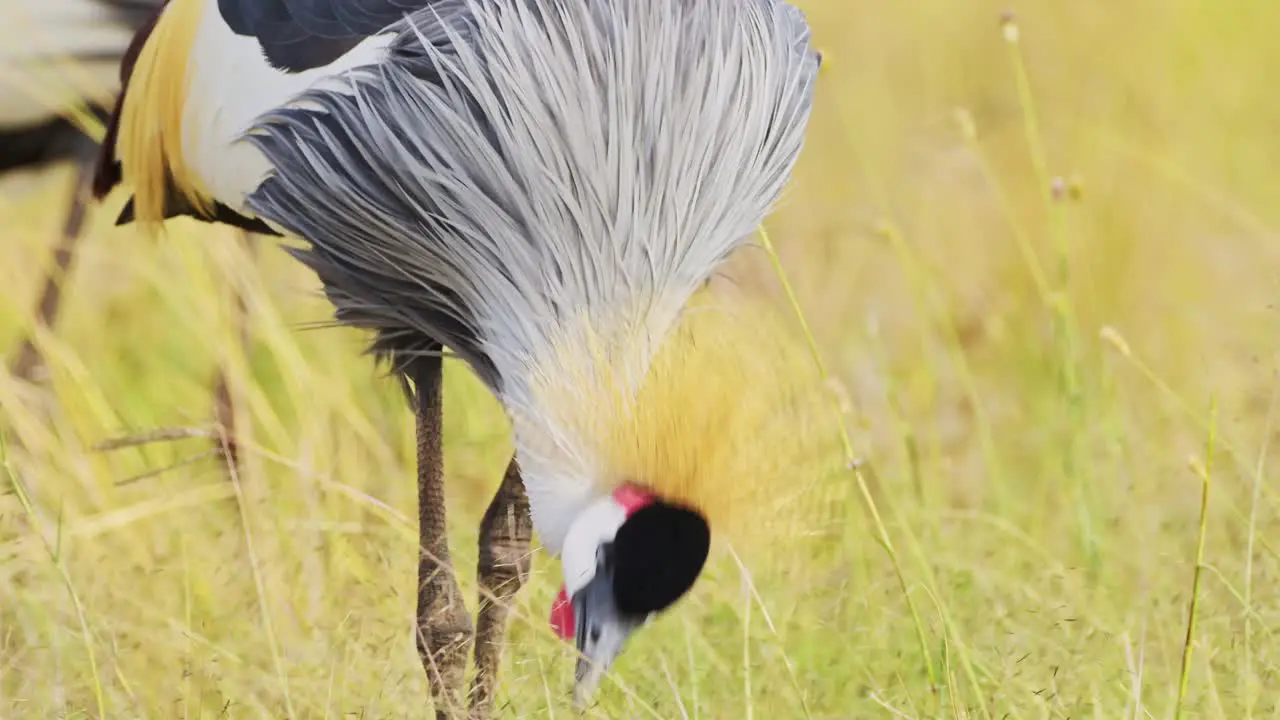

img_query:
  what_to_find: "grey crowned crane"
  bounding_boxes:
[92,0,821,715]
[1,0,251,468]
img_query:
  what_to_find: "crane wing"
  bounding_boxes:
[93,0,451,233]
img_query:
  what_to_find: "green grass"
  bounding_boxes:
[3,0,1280,717]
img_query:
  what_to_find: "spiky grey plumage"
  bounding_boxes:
[248,0,816,380]
[246,0,819,546]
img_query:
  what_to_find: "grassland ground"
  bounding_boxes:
[2,1,1278,717]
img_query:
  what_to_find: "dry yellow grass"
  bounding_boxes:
[2,0,1279,717]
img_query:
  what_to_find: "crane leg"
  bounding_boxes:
[10,156,93,383]
[468,456,532,718]
[412,351,474,720]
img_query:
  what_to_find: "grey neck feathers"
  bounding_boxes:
[245,0,820,438]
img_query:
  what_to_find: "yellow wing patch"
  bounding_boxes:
[118,0,212,231]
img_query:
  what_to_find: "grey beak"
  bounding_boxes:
[570,570,645,710]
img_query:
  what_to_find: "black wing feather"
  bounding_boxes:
[216,0,449,72]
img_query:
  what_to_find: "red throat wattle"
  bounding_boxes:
[549,484,654,640]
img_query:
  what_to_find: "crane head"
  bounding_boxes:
[551,484,710,707]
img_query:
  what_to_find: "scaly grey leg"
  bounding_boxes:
[411,351,474,719]
[468,457,532,718]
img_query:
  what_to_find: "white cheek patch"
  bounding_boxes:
[560,497,627,596]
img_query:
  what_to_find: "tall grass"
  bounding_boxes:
[2,0,1278,717]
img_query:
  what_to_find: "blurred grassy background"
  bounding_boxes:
[2,0,1279,717]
